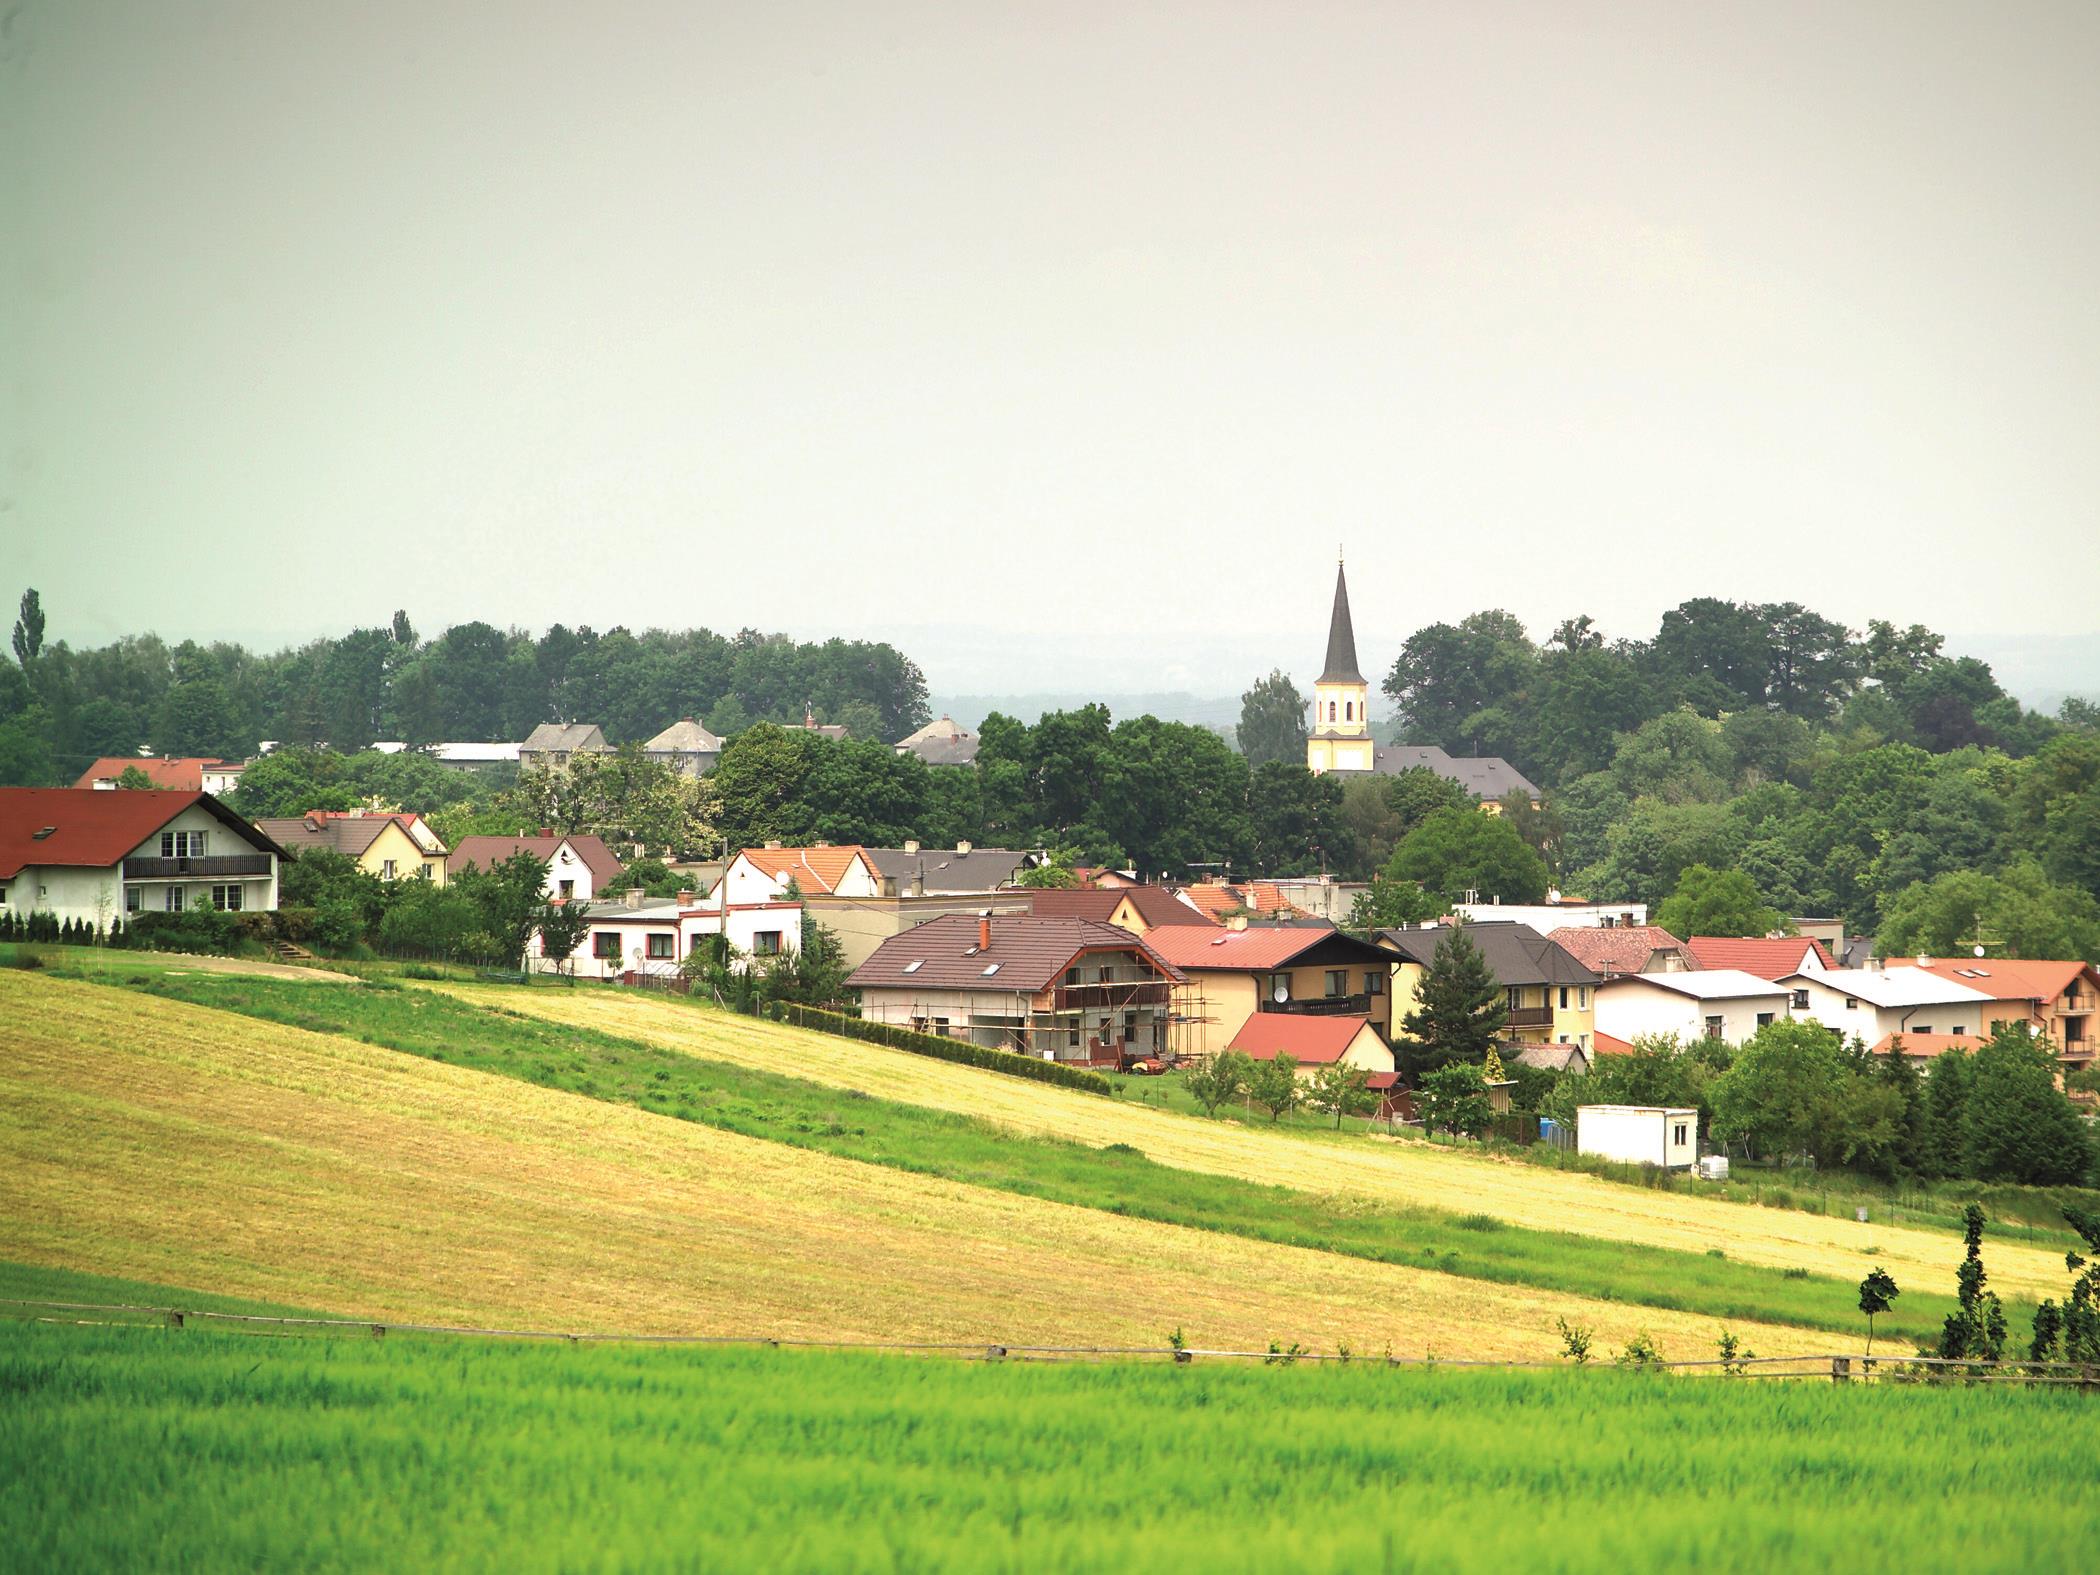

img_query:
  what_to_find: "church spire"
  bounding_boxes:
[1318,557,1365,685]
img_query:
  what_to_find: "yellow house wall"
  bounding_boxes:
[358,822,446,887]
[1172,972,1259,1059]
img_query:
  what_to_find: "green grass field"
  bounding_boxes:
[84,967,1975,1345]
[5,1321,2097,1572]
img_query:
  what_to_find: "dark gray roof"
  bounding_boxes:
[1376,921,1599,988]
[863,846,1033,893]
[1368,746,1540,802]
[519,722,609,754]
[1319,561,1365,685]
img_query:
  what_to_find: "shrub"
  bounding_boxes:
[769,1004,1115,1096]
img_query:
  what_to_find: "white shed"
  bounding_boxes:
[1577,1104,1698,1169]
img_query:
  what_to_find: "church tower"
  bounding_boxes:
[1307,555,1372,774]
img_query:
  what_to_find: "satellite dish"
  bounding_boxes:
[1973,945,1986,958]
[1272,981,1290,1004]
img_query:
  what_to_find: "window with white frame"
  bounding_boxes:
[209,884,243,911]
[165,887,185,912]
[160,830,207,858]
[124,886,141,913]
[381,859,398,879]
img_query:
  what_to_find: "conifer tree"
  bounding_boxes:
[1397,923,1508,1084]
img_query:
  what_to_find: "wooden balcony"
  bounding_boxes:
[122,853,273,880]
[1505,1005,1553,1029]
[1052,980,1173,1012]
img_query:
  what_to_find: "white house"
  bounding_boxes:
[528,888,804,979]
[0,788,283,929]
[445,833,624,902]
[1594,969,1794,1045]
[1578,1105,1698,1169]
[1782,966,1994,1046]
[722,844,884,904]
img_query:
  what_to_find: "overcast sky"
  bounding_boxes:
[7,1,2098,696]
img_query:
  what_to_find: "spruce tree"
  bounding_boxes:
[1397,923,1509,1084]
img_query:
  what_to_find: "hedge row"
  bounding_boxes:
[768,1002,1117,1097]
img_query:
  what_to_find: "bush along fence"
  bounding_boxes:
[766,1002,1117,1097]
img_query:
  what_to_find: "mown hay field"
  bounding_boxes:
[450,984,2075,1302]
[7,1325,2098,1573]
[0,972,1824,1358]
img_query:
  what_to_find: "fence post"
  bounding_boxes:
[1831,1356,1850,1384]
[165,1310,185,1330]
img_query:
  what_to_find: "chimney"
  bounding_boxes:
[978,913,992,951]
[904,839,920,855]
[1227,914,1249,932]
[539,827,554,839]
[956,840,972,855]
[814,839,831,849]
[676,889,694,905]
[764,840,782,850]
[624,887,645,909]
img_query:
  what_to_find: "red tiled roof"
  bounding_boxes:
[0,788,277,879]
[1227,1013,1380,1065]
[1179,880,1298,919]
[1883,956,2098,1007]
[1592,1032,1637,1058]
[1027,886,1216,929]
[447,833,624,886]
[71,757,221,792]
[845,913,1183,993]
[1685,935,1835,979]
[736,845,873,895]
[1547,925,1692,976]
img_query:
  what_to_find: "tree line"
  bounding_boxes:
[0,588,932,781]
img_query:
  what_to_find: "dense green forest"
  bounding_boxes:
[0,589,931,782]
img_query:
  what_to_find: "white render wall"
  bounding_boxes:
[529,903,804,978]
[1790,976,1987,1045]
[1594,978,1790,1045]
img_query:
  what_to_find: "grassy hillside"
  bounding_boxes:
[442,983,2077,1302]
[0,970,1826,1359]
[83,965,1972,1345]
[7,1324,2097,1572]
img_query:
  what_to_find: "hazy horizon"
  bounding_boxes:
[10,2,2099,700]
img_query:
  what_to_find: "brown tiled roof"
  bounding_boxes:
[1227,1013,1381,1065]
[257,814,399,859]
[846,913,1183,993]
[1027,886,1216,929]
[1547,925,1691,977]
[447,833,623,886]
[1685,935,1836,978]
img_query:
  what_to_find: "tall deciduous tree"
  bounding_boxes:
[1237,670,1309,769]
[1385,806,1550,906]
[1653,864,1784,939]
